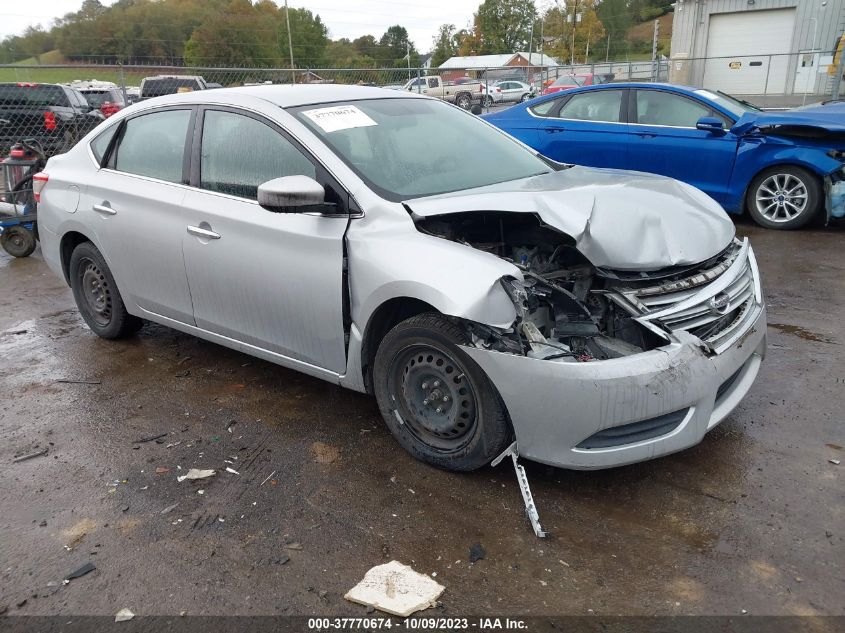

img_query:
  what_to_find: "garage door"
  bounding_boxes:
[703,8,796,94]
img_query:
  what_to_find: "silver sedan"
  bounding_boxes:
[35,85,766,471]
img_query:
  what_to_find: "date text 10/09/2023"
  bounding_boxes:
[307,618,529,630]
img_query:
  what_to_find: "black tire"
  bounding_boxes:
[746,165,821,230]
[519,93,529,102]
[482,95,493,108]
[1,225,36,257]
[373,313,513,472]
[69,241,142,339]
[455,92,473,110]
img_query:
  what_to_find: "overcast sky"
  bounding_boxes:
[0,0,487,52]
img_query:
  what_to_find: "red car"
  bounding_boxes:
[542,74,596,95]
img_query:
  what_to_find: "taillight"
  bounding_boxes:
[100,102,120,117]
[495,88,501,92]
[44,111,57,130]
[32,172,49,203]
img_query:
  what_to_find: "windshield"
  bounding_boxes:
[0,84,69,107]
[81,90,112,107]
[693,89,762,118]
[291,98,550,200]
[553,76,585,87]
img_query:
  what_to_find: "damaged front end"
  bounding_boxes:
[415,211,760,362]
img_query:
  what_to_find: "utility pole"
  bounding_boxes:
[570,0,579,66]
[606,31,611,62]
[284,0,295,84]
[406,40,411,81]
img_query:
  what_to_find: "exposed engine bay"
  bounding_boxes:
[415,211,675,362]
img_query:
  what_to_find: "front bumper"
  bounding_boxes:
[462,304,766,470]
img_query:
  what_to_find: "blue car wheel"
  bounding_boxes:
[746,165,821,230]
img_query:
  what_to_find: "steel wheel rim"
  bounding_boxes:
[5,229,26,250]
[79,258,113,326]
[388,344,478,452]
[755,173,808,222]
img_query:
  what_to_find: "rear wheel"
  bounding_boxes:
[519,93,530,102]
[373,313,512,472]
[1,225,36,257]
[746,165,821,230]
[482,95,493,108]
[456,93,473,110]
[69,242,142,339]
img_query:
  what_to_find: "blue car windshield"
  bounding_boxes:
[693,89,762,118]
[292,98,551,200]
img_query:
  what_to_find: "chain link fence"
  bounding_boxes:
[0,52,841,161]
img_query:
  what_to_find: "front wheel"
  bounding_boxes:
[746,165,821,229]
[519,93,530,102]
[1,225,36,257]
[69,241,142,339]
[455,93,472,110]
[482,95,493,108]
[373,313,513,472]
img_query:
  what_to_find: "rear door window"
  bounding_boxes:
[635,90,719,127]
[112,109,192,182]
[0,84,70,107]
[558,90,624,123]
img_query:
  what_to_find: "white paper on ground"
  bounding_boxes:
[301,105,378,133]
[344,560,445,617]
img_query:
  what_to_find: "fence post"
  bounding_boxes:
[628,60,632,81]
[416,67,421,93]
[118,63,127,104]
[833,48,845,100]
[485,68,489,112]
[762,55,772,109]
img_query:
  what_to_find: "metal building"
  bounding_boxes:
[669,0,845,94]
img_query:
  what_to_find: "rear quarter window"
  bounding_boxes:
[0,84,70,107]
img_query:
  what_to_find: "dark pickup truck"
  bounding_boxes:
[0,83,105,157]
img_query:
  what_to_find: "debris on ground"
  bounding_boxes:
[177,469,215,482]
[830,459,841,465]
[260,470,276,486]
[155,467,170,474]
[134,432,169,444]
[55,379,101,385]
[13,448,49,463]
[491,441,547,538]
[469,543,486,563]
[225,467,240,475]
[311,441,341,464]
[284,542,303,551]
[345,560,445,617]
[160,503,179,514]
[64,562,96,584]
[114,608,135,622]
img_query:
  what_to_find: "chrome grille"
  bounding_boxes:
[612,239,762,354]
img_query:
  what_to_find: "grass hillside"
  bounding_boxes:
[627,13,673,55]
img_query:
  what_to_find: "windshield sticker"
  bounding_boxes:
[694,89,719,100]
[301,105,378,133]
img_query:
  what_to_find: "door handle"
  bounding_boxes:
[636,132,657,138]
[92,203,116,215]
[545,126,565,133]
[187,225,221,240]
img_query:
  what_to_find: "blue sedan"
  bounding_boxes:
[483,83,845,229]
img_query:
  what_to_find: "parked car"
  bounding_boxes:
[0,82,104,156]
[493,80,534,103]
[480,83,503,107]
[484,83,845,229]
[139,75,207,100]
[69,80,127,118]
[542,74,595,95]
[402,75,484,109]
[36,85,765,472]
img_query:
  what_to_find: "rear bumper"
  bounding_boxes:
[462,304,766,470]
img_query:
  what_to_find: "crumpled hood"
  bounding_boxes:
[731,108,845,136]
[405,166,735,271]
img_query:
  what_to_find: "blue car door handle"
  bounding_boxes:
[544,126,566,133]
[635,132,657,138]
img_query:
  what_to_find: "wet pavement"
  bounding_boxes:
[0,218,843,617]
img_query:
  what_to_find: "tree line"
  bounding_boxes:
[0,0,672,68]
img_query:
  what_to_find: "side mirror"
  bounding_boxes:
[696,116,726,133]
[258,175,328,213]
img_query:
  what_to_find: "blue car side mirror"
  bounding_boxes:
[696,116,726,133]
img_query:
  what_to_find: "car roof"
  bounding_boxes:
[142,84,427,108]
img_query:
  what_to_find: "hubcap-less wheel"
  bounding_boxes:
[388,344,478,452]
[457,95,471,110]
[1,225,36,257]
[755,173,808,223]
[79,258,113,326]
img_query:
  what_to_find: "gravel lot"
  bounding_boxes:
[0,218,842,618]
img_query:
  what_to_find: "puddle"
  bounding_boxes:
[768,323,834,344]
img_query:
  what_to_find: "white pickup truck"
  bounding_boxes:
[402,75,484,110]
